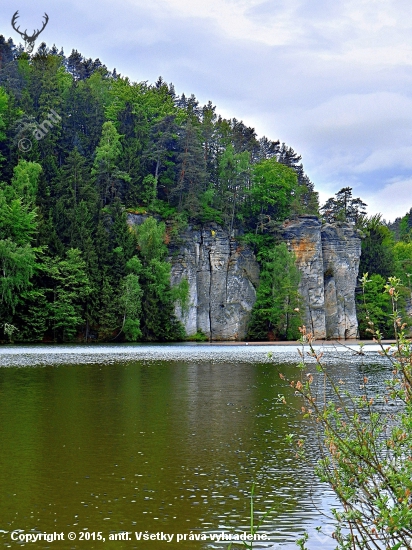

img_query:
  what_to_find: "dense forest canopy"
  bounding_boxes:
[0,37,320,342]
[1,37,410,342]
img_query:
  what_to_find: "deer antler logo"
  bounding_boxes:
[11,11,49,54]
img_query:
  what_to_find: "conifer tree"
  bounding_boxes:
[173,119,207,215]
[321,187,367,224]
[134,217,185,341]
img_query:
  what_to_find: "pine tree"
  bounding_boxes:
[173,119,207,215]
[55,148,98,248]
[321,187,367,224]
[217,144,250,234]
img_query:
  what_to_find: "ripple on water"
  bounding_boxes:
[0,345,392,550]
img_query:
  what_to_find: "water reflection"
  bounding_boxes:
[0,349,390,549]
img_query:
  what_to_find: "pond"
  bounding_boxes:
[0,344,390,549]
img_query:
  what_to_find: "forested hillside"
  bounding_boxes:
[0,37,319,342]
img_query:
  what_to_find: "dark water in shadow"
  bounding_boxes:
[0,346,390,549]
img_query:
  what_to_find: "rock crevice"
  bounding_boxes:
[282,216,362,340]
[169,225,260,341]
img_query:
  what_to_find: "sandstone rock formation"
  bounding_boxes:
[128,214,362,341]
[169,225,260,341]
[282,216,362,339]
[321,223,362,338]
[282,216,326,338]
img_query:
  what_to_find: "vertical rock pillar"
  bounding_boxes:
[169,225,259,340]
[321,223,362,339]
[282,217,327,339]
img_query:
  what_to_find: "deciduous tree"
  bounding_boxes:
[248,243,301,340]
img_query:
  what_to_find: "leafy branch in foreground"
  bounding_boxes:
[279,275,412,550]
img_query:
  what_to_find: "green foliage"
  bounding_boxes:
[135,217,185,341]
[393,241,412,287]
[2,322,18,342]
[320,186,367,224]
[198,187,223,225]
[0,38,319,342]
[245,158,298,232]
[248,243,302,340]
[97,278,121,341]
[173,118,207,216]
[171,277,190,317]
[0,87,9,164]
[396,208,412,242]
[359,214,395,279]
[13,287,49,342]
[217,144,250,233]
[0,87,7,135]
[150,199,179,220]
[140,174,157,207]
[0,239,37,314]
[0,160,41,245]
[10,160,42,206]
[135,216,167,262]
[92,121,131,205]
[119,256,143,341]
[0,160,42,316]
[45,249,92,341]
[357,217,412,339]
[356,273,394,338]
[240,232,277,256]
[186,330,208,342]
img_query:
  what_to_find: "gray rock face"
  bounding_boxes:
[321,223,362,338]
[128,214,362,341]
[169,225,259,340]
[282,217,327,339]
[282,217,362,339]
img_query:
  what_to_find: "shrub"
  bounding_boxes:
[280,275,412,549]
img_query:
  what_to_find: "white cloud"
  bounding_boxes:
[363,177,412,222]
[137,0,302,46]
[355,147,412,173]
[1,0,412,222]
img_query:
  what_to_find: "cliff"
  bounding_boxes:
[128,215,362,341]
[169,225,260,341]
[282,217,362,339]
[282,217,326,338]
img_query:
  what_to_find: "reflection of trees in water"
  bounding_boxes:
[0,354,387,549]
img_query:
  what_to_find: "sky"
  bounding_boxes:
[1,0,412,221]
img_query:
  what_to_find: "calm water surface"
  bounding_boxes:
[0,344,390,549]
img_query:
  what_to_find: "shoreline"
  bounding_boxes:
[0,339,397,349]
[191,339,397,346]
[0,341,396,368]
